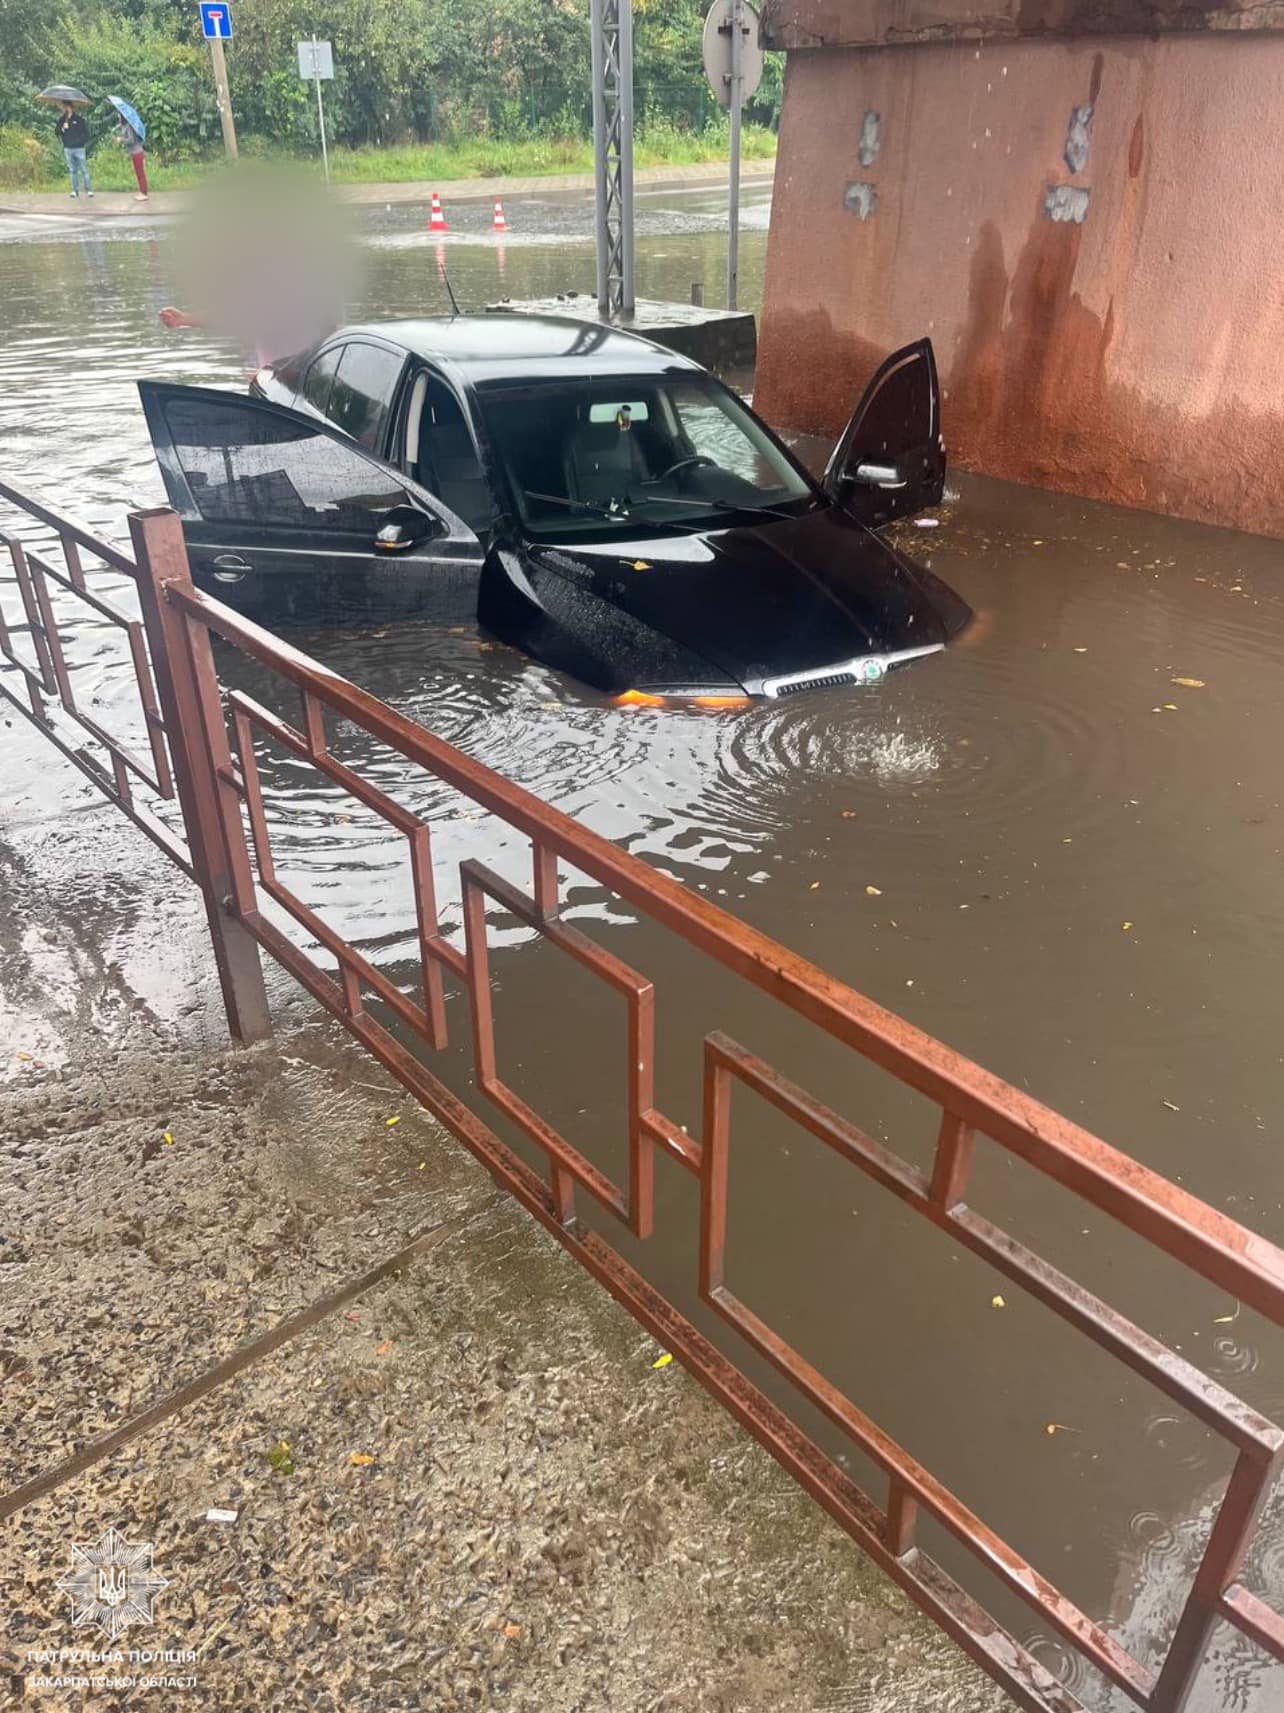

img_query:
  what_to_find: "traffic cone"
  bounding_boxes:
[429,191,448,233]
[492,198,508,232]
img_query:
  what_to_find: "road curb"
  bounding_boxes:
[0,158,775,220]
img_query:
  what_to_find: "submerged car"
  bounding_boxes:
[138,315,971,700]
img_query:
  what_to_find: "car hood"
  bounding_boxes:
[528,505,970,694]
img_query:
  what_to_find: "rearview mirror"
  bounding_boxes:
[374,504,434,553]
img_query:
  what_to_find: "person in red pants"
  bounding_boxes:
[116,112,148,200]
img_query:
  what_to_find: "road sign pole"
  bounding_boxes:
[702,1,761,311]
[312,38,330,183]
[727,0,742,310]
[210,35,238,159]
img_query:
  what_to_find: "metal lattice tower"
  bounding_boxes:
[590,0,635,317]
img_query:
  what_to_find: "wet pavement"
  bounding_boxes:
[2,181,1283,1711]
[1,817,1002,1712]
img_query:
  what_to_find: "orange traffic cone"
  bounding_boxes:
[492,198,508,232]
[429,192,448,233]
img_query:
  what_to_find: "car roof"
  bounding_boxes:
[335,314,705,382]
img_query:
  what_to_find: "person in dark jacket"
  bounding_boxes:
[56,104,92,199]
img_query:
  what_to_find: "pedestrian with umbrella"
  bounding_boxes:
[108,97,149,201]
[37,86,94,200]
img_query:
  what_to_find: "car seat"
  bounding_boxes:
[563,421,650,508]
[432,421,491,531]
[415,381,491,532]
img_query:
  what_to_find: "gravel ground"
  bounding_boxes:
[0,807,1008,1713]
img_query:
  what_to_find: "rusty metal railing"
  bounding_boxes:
[3,484,1283,1712]
[0,486,184,872]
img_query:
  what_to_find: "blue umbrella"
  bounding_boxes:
[106,96,146,141]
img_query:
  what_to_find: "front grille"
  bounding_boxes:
[774,671,856,696]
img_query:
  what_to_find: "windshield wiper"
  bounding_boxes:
[523,488,805,530]
[634,492,804,525]
[524,489,625,520]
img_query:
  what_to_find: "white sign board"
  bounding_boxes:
[297,39,334,80]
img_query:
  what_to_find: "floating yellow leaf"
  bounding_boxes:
[163,1131,174,1146]
[417,1161,426,1171]
[15,1050,33,1062]
[651,1352,674,1370]
[1162,703,1179,711]
[1073,646,1088,654]
[809,881,821,890]
[349,1452,376,1466]
[630,560,652,572]
[385,1115,400,1127]
[1121,921,1134,932]
[865,884,882,897]
[991,1295,1006,1309]
[1171,677,1205,689]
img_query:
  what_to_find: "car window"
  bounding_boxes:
[668,380,777,488]
[475,375,812,538]
[160,394,427,536]
[300,345,342,416]
[327,342,406,450]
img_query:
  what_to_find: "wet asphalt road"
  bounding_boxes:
[1,180,1283,1711]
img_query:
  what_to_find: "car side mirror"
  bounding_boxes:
[374,504,434,553]
[851,461,907,489]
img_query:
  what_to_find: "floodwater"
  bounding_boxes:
[2,180,1283,1711]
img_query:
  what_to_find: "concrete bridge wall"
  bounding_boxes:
[754,14,1284,535]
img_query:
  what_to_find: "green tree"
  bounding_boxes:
[0,0,779,165]
[227,0,438,148]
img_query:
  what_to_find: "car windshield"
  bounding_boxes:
[474,374,816,538]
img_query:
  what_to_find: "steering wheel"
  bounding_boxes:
[650,454,715,484]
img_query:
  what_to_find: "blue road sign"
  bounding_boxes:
[199,2,232,39]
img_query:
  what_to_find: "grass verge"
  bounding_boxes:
[0,123,776,195]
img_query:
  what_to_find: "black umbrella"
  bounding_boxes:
[37,85,91,106]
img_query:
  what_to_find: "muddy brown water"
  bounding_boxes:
[2,182,1283,1710]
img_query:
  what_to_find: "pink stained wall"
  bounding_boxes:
[754,34,1284,536]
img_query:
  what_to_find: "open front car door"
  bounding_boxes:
[137,381,482,623]
[821,338,945,529]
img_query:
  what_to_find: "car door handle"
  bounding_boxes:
[211,554,252,584]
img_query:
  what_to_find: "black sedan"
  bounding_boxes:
[139,315,971,701]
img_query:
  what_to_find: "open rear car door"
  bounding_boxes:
[821,338,945,529]
[138,381,482,623]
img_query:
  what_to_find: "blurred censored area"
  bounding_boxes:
[170,162,363,365]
